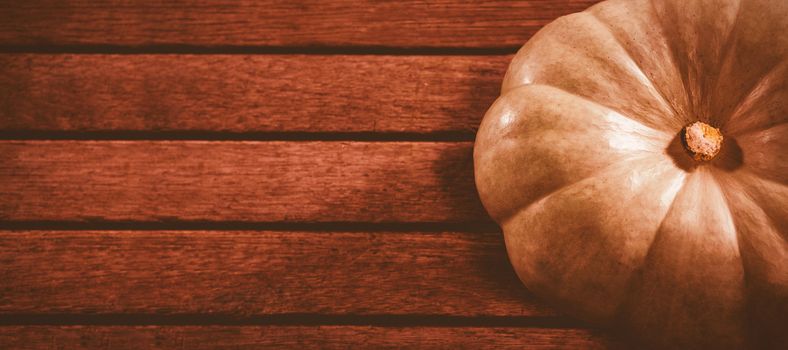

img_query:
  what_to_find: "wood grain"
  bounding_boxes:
[0,1,618,345]
[0,141,488,223]
[0,1,599,48]
[0,54,507,134]
[0,230,552,316]
[0,326,622,349]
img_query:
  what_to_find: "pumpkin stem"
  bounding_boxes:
[682,121,723,161]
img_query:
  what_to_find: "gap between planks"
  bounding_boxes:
[0,326,624,349]
[0,221,500,233]
[0,131,478,142]
[0,314,581,328]
[0,45,520,56]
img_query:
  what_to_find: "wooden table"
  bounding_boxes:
[0,1,625,348]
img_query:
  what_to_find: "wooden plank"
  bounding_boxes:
[0,326,621,349]
[0,141,488,223]
[0,1,600,48]
[0,231,552,316]
[0,54,507,134]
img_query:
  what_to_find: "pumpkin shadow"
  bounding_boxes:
[433,131,557,317]
[459,56,511,135]
[664,131,744,172]
[470,231,570,317]
[437,64,581,321]
[665,131,698,172]
[440,55,508,226]
[711,135,744,172]
[433,142,489,224]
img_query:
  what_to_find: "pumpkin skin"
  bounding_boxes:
[473,0,787,349]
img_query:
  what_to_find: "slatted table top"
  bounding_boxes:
[0,1,627,348]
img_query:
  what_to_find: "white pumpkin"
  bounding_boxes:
[473,0,787,348]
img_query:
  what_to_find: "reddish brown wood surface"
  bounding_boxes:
[0,1,626,347]
[0,230,553,316]
[0,141,488,223]
[0,1,599,48]
[0,326,622,349]
[0,54,507,134]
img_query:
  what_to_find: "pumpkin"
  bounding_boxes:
[473,0,787,348]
